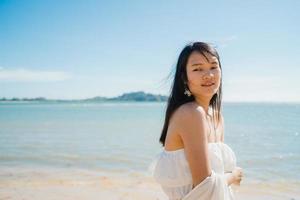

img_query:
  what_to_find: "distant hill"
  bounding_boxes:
[107,91,167,102]
[0,91,168,102]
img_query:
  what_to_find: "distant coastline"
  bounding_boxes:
[1,92,299,104]
[0,91,168,102]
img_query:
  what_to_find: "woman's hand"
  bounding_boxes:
[231,167,243,186]
[225,167,243,186]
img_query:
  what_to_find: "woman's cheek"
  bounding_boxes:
[188,73,202,85]
[216,74,221,85]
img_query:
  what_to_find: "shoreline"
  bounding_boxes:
[0,167,299,200]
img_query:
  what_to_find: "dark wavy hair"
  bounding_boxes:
[159,42,223,146]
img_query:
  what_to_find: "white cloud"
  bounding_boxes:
[220,35,237,44]
[0,68,71,82]
[212,35,238,48]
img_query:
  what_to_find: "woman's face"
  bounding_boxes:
[186,51,221,98]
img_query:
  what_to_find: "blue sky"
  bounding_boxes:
[0,0,299,102]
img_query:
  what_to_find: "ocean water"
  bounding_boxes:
[0,101,299,185]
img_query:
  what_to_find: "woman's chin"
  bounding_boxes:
[201,90,218,96]
[192,88,218,98]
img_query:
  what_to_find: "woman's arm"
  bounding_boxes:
[173,104,212,188]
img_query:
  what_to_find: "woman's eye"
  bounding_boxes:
[211,67,217,69]
[193,68,203,71]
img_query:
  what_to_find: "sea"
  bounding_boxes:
[0,101,299,198]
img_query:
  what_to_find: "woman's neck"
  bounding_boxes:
[194,96,211,116]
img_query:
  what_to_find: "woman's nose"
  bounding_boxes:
[202,71,214,79]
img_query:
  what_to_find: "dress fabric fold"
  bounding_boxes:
[182,170,230,200]
[148,142,237,200]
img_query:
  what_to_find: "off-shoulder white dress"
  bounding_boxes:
[149,142,237,200]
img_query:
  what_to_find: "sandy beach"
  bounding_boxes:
[1,167,299,200]
[1,168,163,200]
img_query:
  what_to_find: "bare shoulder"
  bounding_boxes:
[165,102,206,150]
[170,102,207,137]
[172,102,206,122]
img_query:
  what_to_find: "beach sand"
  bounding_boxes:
[0,168,299,200]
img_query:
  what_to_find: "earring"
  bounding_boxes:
[184,88,192,97]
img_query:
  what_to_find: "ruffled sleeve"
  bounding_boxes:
[148,149,192,187]
[147,152,161,176]
[219,143,237,173]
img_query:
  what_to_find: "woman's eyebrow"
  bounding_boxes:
[191,61,218,66]
[191,63,204,66]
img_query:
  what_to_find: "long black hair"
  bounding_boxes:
[159,42,223,146]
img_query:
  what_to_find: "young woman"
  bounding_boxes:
[150,42,243,200]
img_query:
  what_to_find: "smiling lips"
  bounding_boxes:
[201,83,215,87]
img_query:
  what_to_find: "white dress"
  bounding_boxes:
[148,142,237,200]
